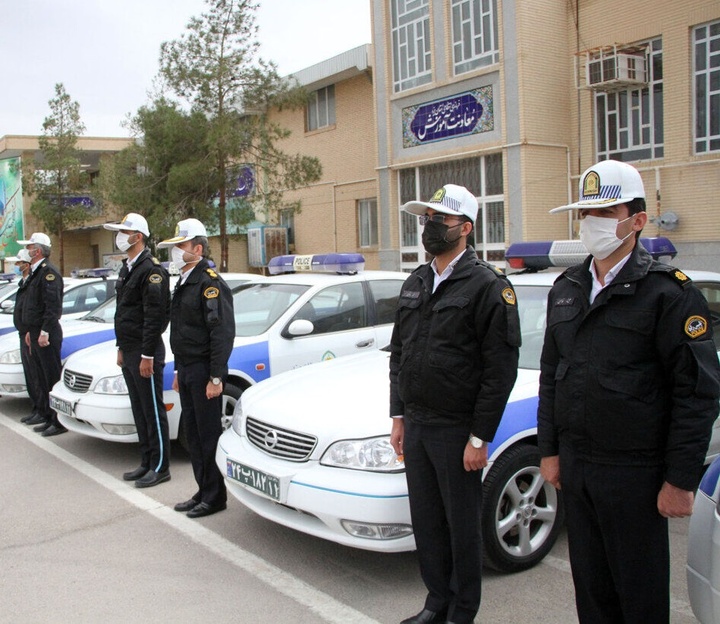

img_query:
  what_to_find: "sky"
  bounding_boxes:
[1,0,372,138]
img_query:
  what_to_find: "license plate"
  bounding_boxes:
[50,395,73,418]
[226,458,280,501]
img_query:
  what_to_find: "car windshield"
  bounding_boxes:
[515,285,549,371]
[80,296,117,323]
[233,282,309,337]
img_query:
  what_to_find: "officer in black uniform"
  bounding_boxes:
[158,219,234,518]
[104,213,171,488]
[538,160,720,623]
[17,232,66,436]
[390,185,520,624]
[11,249,43,425]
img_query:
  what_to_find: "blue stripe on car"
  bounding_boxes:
[60,329,116,360]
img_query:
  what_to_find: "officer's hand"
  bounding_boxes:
[38,333,49,348]
[24,332,30,348]
[172,373,179,392]
[390,418,404,459]
[117,350,123,367]
[139,357,153,378]
[206,380,222,400]
[657,481,694,518]
[464,444,488,472]
[540,456,561,490]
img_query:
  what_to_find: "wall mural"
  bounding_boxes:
[0,157,25,260]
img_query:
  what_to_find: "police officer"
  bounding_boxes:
[17,232,66,436]
[390,185,520,624]
[158,219,234,518]
[538,160,720,623]
[10,250,43,425]
[104,213,171,488]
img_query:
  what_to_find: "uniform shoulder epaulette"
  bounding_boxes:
[652,263,693,288]
[205,268,218,279]
[151,256,161,265]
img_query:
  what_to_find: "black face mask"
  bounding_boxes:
[421,220,463,256]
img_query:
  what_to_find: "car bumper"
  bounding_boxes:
[0,363,29,397]
[687,491,720,623]
[216,428,415,553]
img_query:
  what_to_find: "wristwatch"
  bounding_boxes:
[469,434,485,449]
[210,377,222,386]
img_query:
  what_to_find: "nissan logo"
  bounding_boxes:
[67,374,76,388]
[263,430,279,449]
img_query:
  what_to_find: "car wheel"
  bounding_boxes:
[481,443,564,573]
[221,382,243,430]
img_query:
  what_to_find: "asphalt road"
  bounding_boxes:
[0,396,700,623]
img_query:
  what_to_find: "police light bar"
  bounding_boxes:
[0,273,15,283]
[70,267,115,279]
[268,253,365,275]
[505,237,677,270]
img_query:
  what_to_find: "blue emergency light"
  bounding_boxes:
[70,267,115,279]
[268,253,365,275]
[0,273,15,282]
[505,237,677,270]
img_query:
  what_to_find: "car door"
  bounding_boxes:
[695,281,720,463]
[269,281,378,374]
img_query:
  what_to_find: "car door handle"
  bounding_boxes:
[356,338,375,349]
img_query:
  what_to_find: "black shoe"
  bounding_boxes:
[174,499,200,512]
[27,414,47,426]
[400,609,447,624]
[41,424,68,437]
[21,412,38,423]
[135,470,171,488]
[186,502,227,518]
[33,421,51,433]
[123,466,149,481]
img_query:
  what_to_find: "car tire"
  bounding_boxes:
[176,382,244,452]
[481,443,564,573]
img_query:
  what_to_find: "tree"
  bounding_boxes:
[158,0,321,271]
[24,83,92,274]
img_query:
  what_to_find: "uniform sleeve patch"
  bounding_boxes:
[45,274,55,281]
[501,287,517,306]
[685,315,708,339]
[206,268,218,278]
[204,286,219,299]
[148,274,163,284]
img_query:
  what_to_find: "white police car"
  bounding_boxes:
[215,238,720,573]
[50,255,407,446]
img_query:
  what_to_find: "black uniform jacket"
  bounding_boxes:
[169,259,235,380]
[13,277,29,334]
[537,242,720,491]
[20,260,63,334]
[389,247,521,442]
[114,248,170,355]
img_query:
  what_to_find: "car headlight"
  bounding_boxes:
[94,374,128,395]
[0,349,22,364]
[231,401,244,435]
[320,437,404,472]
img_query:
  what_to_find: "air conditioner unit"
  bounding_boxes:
[585,50,648,91]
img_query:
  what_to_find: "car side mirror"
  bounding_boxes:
[1,300,14,313]
[285,319,314,337]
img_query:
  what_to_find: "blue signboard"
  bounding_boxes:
[402,86,494,147]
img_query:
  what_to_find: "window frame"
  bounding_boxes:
[391,0,432,93]
[306,85,336,132]
[451,0,499,76]
[357,198,379,248]
[693,20,720,154]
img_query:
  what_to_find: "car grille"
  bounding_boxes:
[246,416,317,462]
[63,369,93,393]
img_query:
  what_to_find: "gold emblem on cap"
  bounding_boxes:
[583,171,600,197]
[204,286,219,299]
[675,270,688,281]
[502,287,516,305]
[685,315,707,338]
[431,188,446,202]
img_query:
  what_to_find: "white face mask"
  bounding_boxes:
[579,215,634,260]
[115,232,134,253]
[171,245,195,270]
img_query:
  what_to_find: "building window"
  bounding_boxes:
[391,0,432,93]
[451,0,499,75]
[595,38,663,162]
[358,198,378,247]
[280,209,295,246]
[398,154,505,271]
[307,85,336,131]
[694,20,720,153]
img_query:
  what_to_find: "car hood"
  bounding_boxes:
[62,332,172,375]
[240,350,540,445]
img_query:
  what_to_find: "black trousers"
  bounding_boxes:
[19,332,43,416]
[404,420,483,624]
[559,444,669,624]
[25,328,62,425]
[177,361,226,507]
[121,347,170,473]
